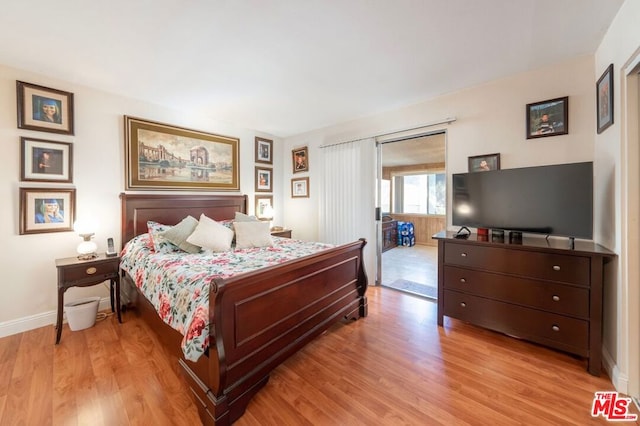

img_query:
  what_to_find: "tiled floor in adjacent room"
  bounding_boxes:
[381,244,437,299]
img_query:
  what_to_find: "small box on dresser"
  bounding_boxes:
[433,230,616,376]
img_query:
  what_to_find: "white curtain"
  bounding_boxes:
[319,138,376,278]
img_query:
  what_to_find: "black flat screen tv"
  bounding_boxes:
[452,161,593,239]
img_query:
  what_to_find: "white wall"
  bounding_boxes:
[0,64,281,335]
[595,0,640,397]
[284,55,597,241]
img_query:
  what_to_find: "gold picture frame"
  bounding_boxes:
[255,137,273,164]
[291,177,309,198]
[124,116,240,191]
[255,195,273,219]
[292,146,308,173]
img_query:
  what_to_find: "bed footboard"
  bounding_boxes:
[182,238,368,425]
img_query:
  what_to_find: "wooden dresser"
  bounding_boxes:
[382,220,398,252]
[433,231,615,376]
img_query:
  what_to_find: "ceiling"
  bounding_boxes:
[0,1,624,138]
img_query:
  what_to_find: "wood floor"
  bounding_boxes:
[0,286,630,425]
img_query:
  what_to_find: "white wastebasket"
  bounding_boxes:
[64,296,100,331]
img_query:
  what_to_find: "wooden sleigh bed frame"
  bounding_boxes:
[120,193,368,425]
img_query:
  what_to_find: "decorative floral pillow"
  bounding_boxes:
[147,221,182,253]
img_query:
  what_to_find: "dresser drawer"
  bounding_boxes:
[443,290,589,355]
[443,266,589,318]
[59,260,119,284]
[443,242,590,286]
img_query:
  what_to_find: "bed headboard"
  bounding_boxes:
[120,193,247,244]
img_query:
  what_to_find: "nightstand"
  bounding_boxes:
[55,254,121,344]
[271,229,292,238]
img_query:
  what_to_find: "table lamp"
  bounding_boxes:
[74,219,98,260]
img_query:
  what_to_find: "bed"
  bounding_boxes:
[119,193,368,425]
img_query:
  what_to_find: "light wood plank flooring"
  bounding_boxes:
[0,287,628,425]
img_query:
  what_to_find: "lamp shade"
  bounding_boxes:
[263,205,274,220]
[74,218,97,260]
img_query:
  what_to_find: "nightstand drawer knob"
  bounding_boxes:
[552,325,560,332]
[461,253,467,257]
[460,302,466,308]
[552,295,560,302]
[460,278,466,283]
[552,265,561,271]
[86,267,97,275]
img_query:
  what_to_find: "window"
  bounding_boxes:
[393,173,445,215]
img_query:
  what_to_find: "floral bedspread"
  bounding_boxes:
[120,234,333,362]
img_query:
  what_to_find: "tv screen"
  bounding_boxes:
[452,162,593,239]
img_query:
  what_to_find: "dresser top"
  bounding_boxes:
[432,230,616,258]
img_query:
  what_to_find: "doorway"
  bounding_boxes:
[376,132,446,299]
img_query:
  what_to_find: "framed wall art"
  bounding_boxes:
[291,177,309,198]
[292,146,308,173]
[468,153,500,172]
[16,81,74,135]
[255,166,273,192]
[255,195,273,219]
[255,137,273,164]
[19,187,76,235]
[124,116,240,191]
[596,63,614,134]
[20,137,73,183]
[526,96,568,139]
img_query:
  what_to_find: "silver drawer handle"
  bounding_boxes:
[460,278,466,283]
[461,253,467,257]
[552,325,560,332]
[460,302,466,308]
[553,265,561,271]
[552,295,560,302]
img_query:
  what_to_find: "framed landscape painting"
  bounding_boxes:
[125,116,239,191]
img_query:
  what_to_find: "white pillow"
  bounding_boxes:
[233,221,273,249]
[186,214,234,252]
[235,211,259,222]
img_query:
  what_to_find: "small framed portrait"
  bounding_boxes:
[291,177,309,198]
[16,81,74,135]
[255,137,273,164]
[292,147,309,173]
[526,96,568,139]
[255,166,272,192]
[255,195,273,220]
[20,137,73,183]
[19,187,76,235]
[596,64,614,134]
[468,153,500,172]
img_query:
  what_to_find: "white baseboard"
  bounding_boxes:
[603,345,629,394]
[0,297,112,339]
